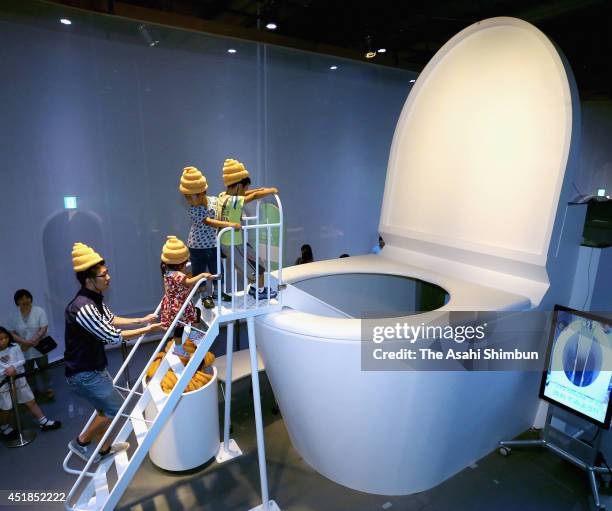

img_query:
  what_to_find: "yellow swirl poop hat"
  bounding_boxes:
[161,236,189,265]
[72,242,104,272]
[179,166,208,195]
[223,158,250,187]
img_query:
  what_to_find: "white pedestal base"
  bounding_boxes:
[248,500,282,511]
[145,368,219,471]
[215,439,243,463]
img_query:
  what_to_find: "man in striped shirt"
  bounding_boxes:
[64,242,162,463]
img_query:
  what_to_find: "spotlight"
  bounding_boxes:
[228,48,237,54]
[266,22,278,30]
[377,48,387,53]
[364,35,376,59]
[138,24,159,47]
[60,18,72,25]
[409,79,416,83]
[330,65,338,70]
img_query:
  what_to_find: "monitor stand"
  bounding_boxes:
[499,405,610,510]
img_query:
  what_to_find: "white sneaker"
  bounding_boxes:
[68,439,129,463]
[99,442,130,460]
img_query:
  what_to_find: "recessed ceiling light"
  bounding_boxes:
[266,22,277,30]
[228,48,237,54]
[60,18,72,25]
[365,51,377,59]
[377,48,387,53]
[330,65,338,70]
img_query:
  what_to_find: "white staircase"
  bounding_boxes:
[63,195,284,511]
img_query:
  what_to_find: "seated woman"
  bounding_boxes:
[0,326,61,440]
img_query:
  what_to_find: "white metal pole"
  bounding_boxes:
[217,241,223,315]
[243,226,248,309]
[276,195,283,291]
[266,225,271,300]
[255,201,261,306]
[231,229,236,311]
[223,321,235,451]
[247,316,270,510]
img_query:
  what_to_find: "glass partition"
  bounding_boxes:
[0,0,415,357]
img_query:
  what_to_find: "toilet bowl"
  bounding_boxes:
[256,17,585,495]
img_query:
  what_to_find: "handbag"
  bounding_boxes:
[35,335,58,355]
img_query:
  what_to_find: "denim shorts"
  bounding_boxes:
[66,369,123,418]
[189,247,218,276]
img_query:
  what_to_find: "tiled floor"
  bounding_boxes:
[0,327,608,511]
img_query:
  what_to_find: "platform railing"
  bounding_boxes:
[215,194,283,315]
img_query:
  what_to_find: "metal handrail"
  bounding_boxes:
[65,277,211,508]
[215,193,283,315]
[62,299,163,476]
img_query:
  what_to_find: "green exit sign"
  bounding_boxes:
[64,196,77,209]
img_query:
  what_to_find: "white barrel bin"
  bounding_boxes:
[144,367,219,471]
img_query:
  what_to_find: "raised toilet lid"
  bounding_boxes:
[379,17,577,304]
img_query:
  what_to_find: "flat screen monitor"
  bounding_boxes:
[540,305,612,429]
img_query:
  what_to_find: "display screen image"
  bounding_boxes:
[540,306,612,429]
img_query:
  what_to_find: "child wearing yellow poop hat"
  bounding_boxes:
[179,166,241,308]
[217,158,279,300]
[160,236,213,358]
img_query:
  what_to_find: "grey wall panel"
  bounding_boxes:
[0,8,414,360]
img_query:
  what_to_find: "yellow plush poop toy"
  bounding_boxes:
[222,158,250,187]
[72,242,104,272]
[179,166,208,195]
[160,369,212,394]
[161,235,189,265]
[145,338,215,393]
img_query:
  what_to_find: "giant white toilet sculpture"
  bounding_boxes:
[256,17,585,495]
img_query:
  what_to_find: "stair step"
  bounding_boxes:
[114,450,129,479]
[198,292,280,321]
[165,353,186,376]
[130,410,149,446]
[147,378,167,409]
[93,468,110,509]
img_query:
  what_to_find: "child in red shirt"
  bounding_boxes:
[160,236,211,358]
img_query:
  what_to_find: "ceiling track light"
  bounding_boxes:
[365,35,376,59]
[138,24,159,47]
[260,0,279,31]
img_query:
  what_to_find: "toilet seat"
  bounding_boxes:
[379,17,578,306]
[270,254,530,339]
